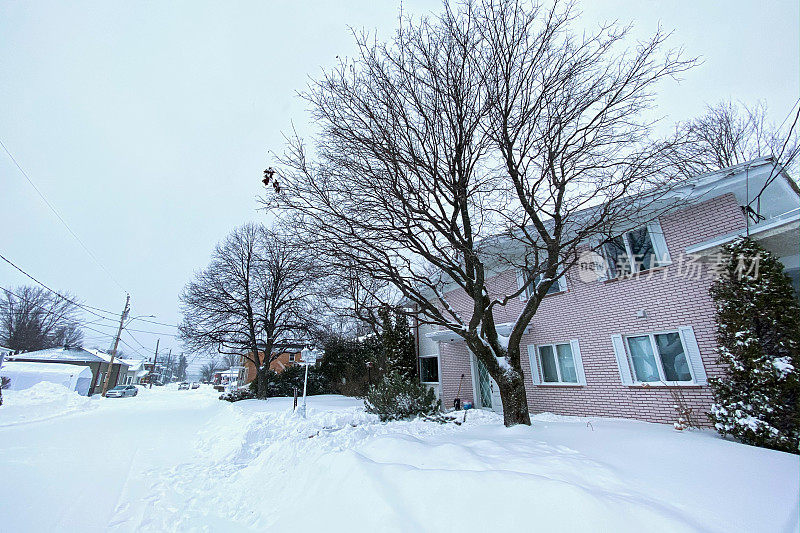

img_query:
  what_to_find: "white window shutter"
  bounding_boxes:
[527,345,541,384]
[678,326,707,385]
[569,339,586,385]
[611,335,634,385]
[516,270,528,302]
[591,239,610,281]
[647,219,672,265]
[557,273,568,293]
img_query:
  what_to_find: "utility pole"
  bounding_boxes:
[165,349,173,384]
[102,294,130,397]
[150,338,159,388]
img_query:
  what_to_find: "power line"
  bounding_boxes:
[0,252,120,321]
[0,137,127,293]
[0,284,148,359]
[135,317,181,329]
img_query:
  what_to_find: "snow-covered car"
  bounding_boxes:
[190,382,200,389]
[106,385,138,398]
[178,382,190,390]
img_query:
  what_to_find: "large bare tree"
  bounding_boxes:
[265,0,694,425]
[1,286,84,352]
[179,223,316,396]
[666,100,799,178]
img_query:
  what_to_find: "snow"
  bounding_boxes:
[0,381,95,426]
[0,389,797,532]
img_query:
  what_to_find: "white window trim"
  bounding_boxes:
[419,353,441,384]
[602,220,672,279]
[614,328,704,386]
[528,340,586,386]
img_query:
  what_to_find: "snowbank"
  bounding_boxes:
[145,398,799,532]
[0,381,95,426]
[0,392,797,532]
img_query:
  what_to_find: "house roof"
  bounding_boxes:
[118,358,146,371]
[0,361,93,378]
[8,347,127,365]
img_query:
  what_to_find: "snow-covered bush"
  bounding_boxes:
[708,238,800,453]
[219,388,256,402]
[364,371,440,422]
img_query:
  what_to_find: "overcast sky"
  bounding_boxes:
[1,1,798,374]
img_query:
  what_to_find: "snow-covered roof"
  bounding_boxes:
[0,361,93,378]
[118,358,146,371]
[9,347,129,365]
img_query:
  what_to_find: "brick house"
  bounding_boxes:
[415,158,799,425]
[240,342,307,384]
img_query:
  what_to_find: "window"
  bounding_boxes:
[289,353,295,362]
[521,271,567,299]
[419,356,439,383]
[529,341,585,385]
[624,331,693,383]
[602,222,670,278]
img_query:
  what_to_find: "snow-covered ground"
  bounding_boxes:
[0,385,797,532]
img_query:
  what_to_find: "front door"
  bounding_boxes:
[472,355,503,415]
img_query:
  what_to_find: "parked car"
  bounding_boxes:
[178,382,190,390]
[106,385,138,398]
[190,382,200,389]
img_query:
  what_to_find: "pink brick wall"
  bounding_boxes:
[432,193,747,425]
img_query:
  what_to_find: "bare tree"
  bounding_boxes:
[0,286,84,352]
[199,358,220,382]
[266,0,694,426]
[220,353,240,370]
[665,100,800,223]
[179,223,317,397]
[666,100,800,179]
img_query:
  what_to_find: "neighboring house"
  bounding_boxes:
[8,346,129,395]
[240,342,308,384]
[415,158,799,425]
[118,358,149,385]
[213,368,240,386]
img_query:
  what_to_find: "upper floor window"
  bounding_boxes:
[602,221,670,278]
[289,353,295,363]
[520,270,567,299]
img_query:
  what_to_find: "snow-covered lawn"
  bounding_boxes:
[0,385,797,532]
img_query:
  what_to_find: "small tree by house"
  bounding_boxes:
[708,238,800,453]
[365,372,440,422]
[318,334,383,396]
[380,307,417,382]
[365,307,438,421]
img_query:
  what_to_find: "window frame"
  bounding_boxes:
[418,354,440,384]
[602,222,670,278]
[524,270,567,299]
[623,330,696,385]
[534,342,579,385]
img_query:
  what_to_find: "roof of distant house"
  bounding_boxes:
[117,358,147,371]
[8,346,132,365]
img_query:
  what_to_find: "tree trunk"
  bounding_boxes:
[255,366,271,398]
[498,372,531,426]
[471,338,532,427]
